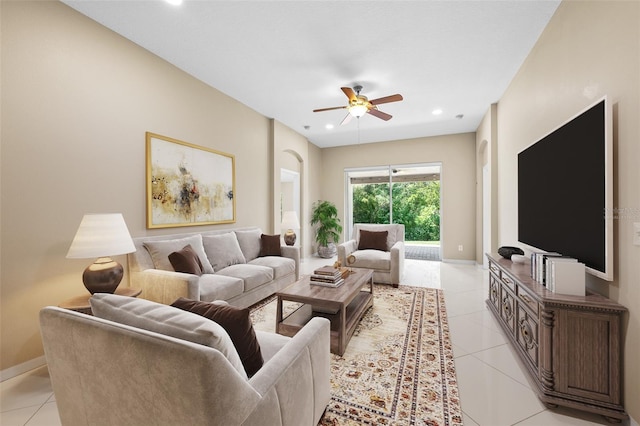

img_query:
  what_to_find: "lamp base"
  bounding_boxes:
[82,257,123,294]
[284,230,296,246]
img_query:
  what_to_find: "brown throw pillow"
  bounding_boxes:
[259,234,281,257]
[170,298,264,377]
[168,244,204,275]
[358,230,389,251]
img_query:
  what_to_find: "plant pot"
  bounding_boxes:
[317,243,337,259]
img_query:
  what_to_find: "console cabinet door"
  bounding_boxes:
[553,309,622,405]
[516,304,539,370]
[500,286,516,334]
[488,273,500,312]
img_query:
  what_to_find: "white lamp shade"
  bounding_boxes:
[348,104,368,118]
[67,214,136,259]
[281,211,300,230]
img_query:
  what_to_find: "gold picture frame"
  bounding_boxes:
[146,132,235,228]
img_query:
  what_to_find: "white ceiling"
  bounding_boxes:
[62,0,560,148]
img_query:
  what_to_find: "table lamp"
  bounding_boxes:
[281,211,300,246]
[66,213,136,294]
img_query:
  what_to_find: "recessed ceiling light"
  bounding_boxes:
[165,0,183,5]
[432,109,443,116]
[325,124,334,130]
[456,114,464,119]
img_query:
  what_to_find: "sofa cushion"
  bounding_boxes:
[171,298,264,377]
[89,293,247,379]
[358,229,389,251]
[168,244,204,275]
[259,234,281,257]
[350,249,391,271]
[234,229,262,262]
[203,233,246,272]
[217,264,273,292]
[198,274,244,302]
[143,234,214,274]
[249,256,295,279]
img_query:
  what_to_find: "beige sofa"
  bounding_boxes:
[337,223,405,287]
[128,227,299,308]
[40,295,331,426]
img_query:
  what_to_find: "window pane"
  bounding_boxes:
[347,164,441,246]
[391,181,440,242]
[352,183,390,224]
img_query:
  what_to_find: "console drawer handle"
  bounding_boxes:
[521,294,532,304]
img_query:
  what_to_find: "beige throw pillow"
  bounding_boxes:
[234,229,262,262]
[202,233,246,272]
[143,234,214,274]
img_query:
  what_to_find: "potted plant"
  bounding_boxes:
[310,200,343,258]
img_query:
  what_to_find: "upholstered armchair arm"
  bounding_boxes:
[337,239,357,266]
[245,317,331,426]
[280,245,300,279]
[390,240,405,285]
[131,269,200,305]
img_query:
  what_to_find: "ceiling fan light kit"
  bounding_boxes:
[313,85,403,124]
[348,103,368,118]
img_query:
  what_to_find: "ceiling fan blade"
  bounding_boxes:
[341,87,357,102]
[370,94,403,105]
[367,108,392,121]
[340,113,353,126]
[313,106,347,113]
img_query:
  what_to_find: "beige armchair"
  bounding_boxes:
[338,223,405,287]
[40,301,331,426]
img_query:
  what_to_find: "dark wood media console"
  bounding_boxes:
[485,253,627,422]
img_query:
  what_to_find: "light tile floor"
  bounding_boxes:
[0,258,616,425]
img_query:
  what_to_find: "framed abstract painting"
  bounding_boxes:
[146,132,235,228]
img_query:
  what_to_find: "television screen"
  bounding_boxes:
[518,97,613,281]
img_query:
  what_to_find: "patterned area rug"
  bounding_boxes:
[250,284,463,426]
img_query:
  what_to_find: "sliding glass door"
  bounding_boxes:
[345,163,441,247]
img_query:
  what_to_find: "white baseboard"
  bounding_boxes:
[0,356,46,382]
[441,258,476,265]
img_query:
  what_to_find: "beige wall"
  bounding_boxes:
[0,1,319,371]
[306,141,323,257]
[320,133,476,261]
[475,104,499,265]
[496,1,639,418]
[272,120,318,258]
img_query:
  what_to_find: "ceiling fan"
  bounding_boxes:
[313,85,403,125]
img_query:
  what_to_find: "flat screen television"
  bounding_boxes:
[518,96,613,281]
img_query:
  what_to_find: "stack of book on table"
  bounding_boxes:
[310,266,346,288]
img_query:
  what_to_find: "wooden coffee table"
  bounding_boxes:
[276,268,373,356]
